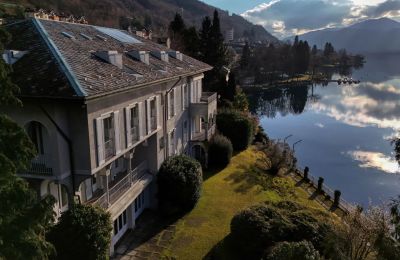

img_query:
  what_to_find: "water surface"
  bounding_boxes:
[252,54,400,206]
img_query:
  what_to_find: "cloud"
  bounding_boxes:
[347,150,399,174]
[315,123,325,128]
[241,0,400,38]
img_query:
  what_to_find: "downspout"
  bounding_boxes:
[164,77,182,160]
[39,105,78,202]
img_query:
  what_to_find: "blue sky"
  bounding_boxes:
[200,0,400,38]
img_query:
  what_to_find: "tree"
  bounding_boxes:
[182,26,200,58]
[48,203,112,260]
[169,13,185,35]
[216,110,254,151]
[208,134,233,168]
[323,42,335,57]
[0,27,56,259]
[157,155,203,215]
[258,141,292,175]
[225,72,237,102]
[240,42,250,69]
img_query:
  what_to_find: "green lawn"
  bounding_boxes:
[162,147,332,259]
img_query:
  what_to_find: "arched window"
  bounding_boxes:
[26,121,45,154]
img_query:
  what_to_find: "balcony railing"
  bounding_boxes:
[191,124,216,142]
[200,92,217,103]
[104,139,115,160]
[150,116,157,131]
[93,161,148,209]
[27,153,53,176]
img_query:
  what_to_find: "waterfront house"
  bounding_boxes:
[1,18,216,253]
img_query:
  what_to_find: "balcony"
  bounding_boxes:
[26,153,53,176]
[190,92,217,119]
[91,161,148,209]
[191,124,216,142]
[104,139,115,160]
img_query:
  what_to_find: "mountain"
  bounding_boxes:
[298,18,400,54]
[4,0,278,42]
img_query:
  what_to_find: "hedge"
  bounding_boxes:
[208,134,233,168]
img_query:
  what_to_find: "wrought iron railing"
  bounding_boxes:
[27,153,53,176]
[93,161,148,209]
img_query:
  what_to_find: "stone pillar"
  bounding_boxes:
[334,190,341,207]
[303,166,309,180]
[317,177,324,192]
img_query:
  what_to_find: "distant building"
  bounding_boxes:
[225,28,234,42]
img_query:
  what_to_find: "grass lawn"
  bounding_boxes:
[162,147,333,259]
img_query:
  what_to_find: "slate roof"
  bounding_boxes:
[5,19,212,99]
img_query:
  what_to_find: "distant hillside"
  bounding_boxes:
[298,18,400,54]
[3,0,278,42]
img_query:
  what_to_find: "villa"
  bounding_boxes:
[1,18,216,253]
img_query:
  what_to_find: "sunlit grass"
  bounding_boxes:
[162,147,333,259]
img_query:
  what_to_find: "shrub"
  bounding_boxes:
[258,141,292,175]
[230,200,331,259]
[208,134,233,168]
[48,203,112,260]
[157,155,202,215]
[216,110,255,151]
[254,126,269,144]
[265,241,321,260]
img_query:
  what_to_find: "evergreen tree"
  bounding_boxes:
[240,42,250,69]
[324,42,335,57]
[169,13,185,35]
[311,44,318,56]
[183,26,200,58]
[169,13,186,51]
[210,10,227,68]
[199,16,213,65]
[226,72,237,101]
[0,27,56,259]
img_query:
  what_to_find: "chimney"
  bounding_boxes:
[127,50,150,65]
[95,51,123,69]
[168,51,183,61]
[150,50,169,63]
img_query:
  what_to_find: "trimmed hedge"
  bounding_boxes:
[230,201,330,259]
[216,110,255,151]
[208,134,233,168]
[157,155,203,215]
[265,241,321,260]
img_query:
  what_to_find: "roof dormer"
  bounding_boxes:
[2,50,28,65]
[127,50,150,65]
[94,50,123,69]
[168,51,183,61]
[150,50,169,63]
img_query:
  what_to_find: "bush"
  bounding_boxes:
[216,110,255,151]
[265,241,321,260]
[48,203,112,260]
[157,155,202,215]
[208,134,233,168]
[230,201,330,259]
[254,126,269,144]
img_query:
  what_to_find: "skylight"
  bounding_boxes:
[94,26,142,44]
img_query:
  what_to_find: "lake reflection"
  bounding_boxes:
[251,54,400,206]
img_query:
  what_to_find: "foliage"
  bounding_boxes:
[240,42,250,69]
[208,134,233,168]
[390,196,400,240]
[48,203,112,260]
[216,110,255,151]
[258,141,293,175]
[254,126,269,144]
[157,155,203,215]
[323,205,396,260]
[0,26,56,260]
[265,240,321,260]
[392,138,400,167]
[230,201,330,259]
[233,89,249,112]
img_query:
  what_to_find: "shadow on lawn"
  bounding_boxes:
[203,234,240,260]
[223,163,266,194]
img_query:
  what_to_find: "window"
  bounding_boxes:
[183,121,188,144]
[103,116,114,159]
[113,209,128,235]
[130,104,139,142]
[134,192,146,213]
[169,130,175,156]
[150,98,157,131]
[61,186,68,208]
[159,136,165,150]
[169,90,175,118]
[183,84,188,109]
[27,122,44,155]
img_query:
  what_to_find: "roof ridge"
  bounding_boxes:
[32,18,87,97]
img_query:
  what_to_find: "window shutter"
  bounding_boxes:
[114,111,121,154]
[156,95,161,128]
[173,88,177,116]
[125,107,132,148]
[146,99,151,134]
[95,118,105,166]
[138,102,144,139]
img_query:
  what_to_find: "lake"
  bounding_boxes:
[251,54,400,206]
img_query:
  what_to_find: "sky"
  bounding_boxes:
[201,0,400,38]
